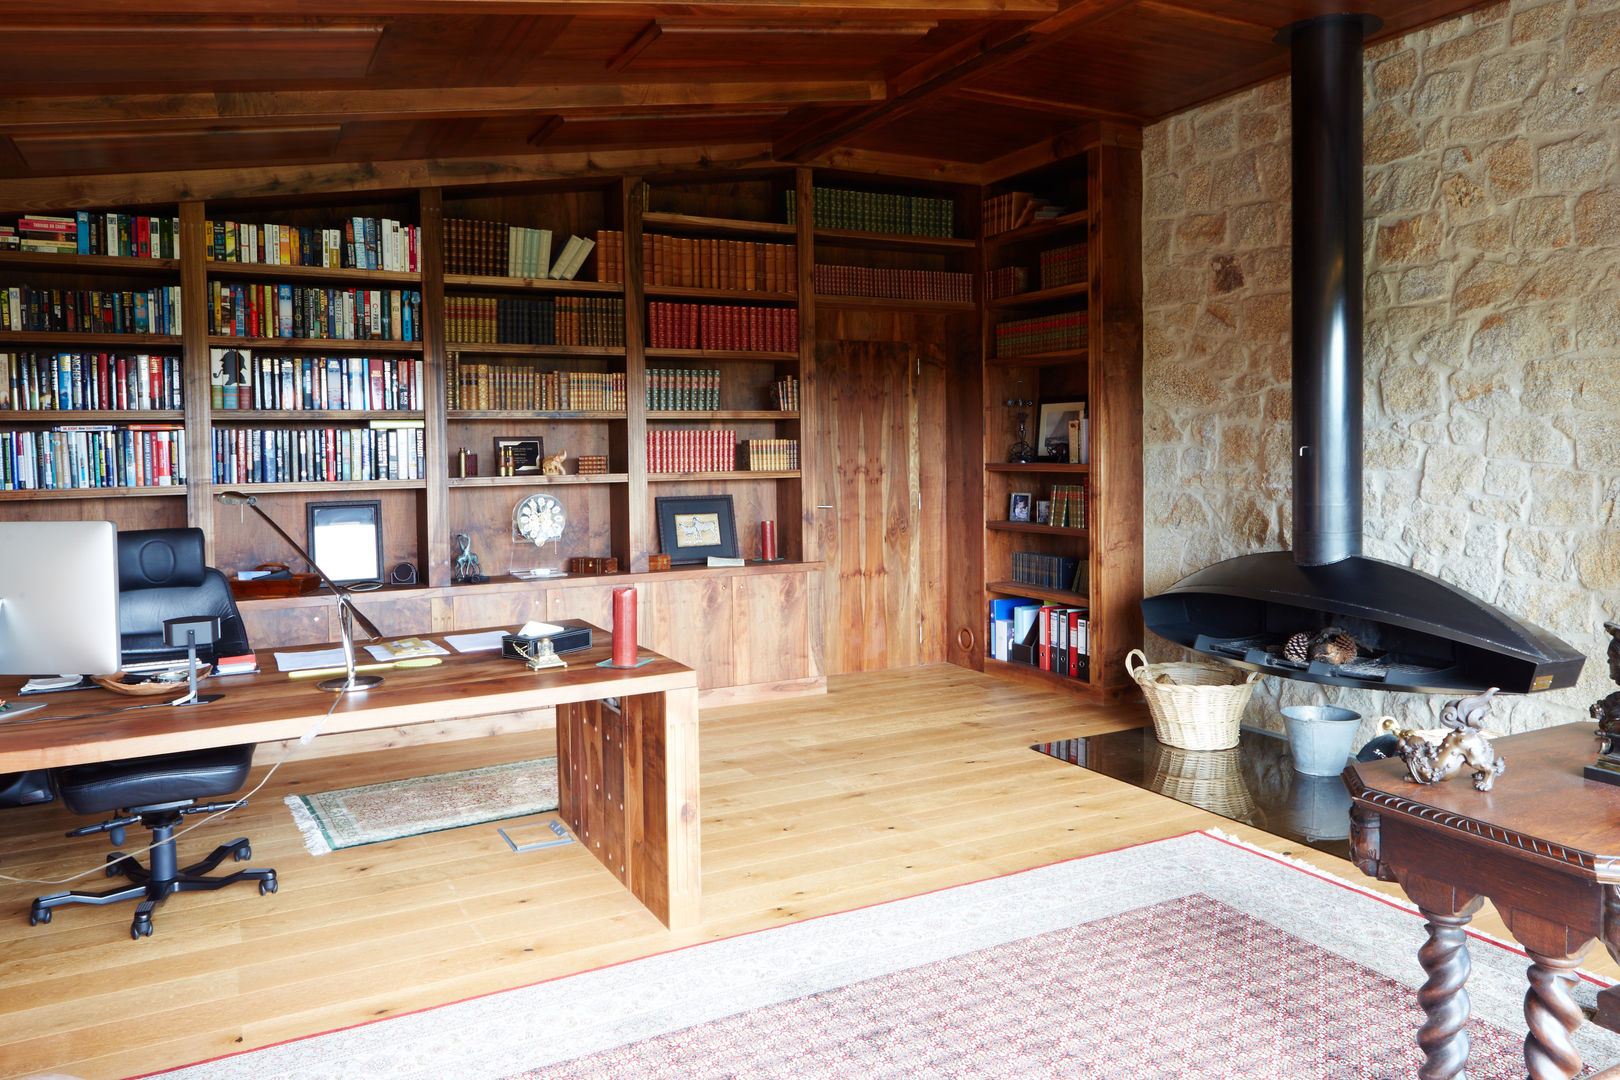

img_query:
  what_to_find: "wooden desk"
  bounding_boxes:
[1346,723,1620,1080]
[0,624,701,930]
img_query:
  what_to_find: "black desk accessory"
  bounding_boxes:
[161,615,223,706]
[216,490,384,693]
[501,624,591,661]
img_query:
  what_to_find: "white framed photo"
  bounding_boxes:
[1009,491,1033,523]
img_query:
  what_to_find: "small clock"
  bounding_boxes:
[513,492,566,547]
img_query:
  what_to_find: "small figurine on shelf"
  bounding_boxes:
[1592,621,1620,756]
[451,532,488,585]
[541,450,568,476]
[1379,687,1506,791]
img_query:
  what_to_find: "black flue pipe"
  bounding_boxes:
[1278,14,1379,566]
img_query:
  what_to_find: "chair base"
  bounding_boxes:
[31,813,276,939]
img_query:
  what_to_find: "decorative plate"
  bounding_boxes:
[513,492,566,546]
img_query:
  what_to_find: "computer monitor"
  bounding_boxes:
[0,520,122,677]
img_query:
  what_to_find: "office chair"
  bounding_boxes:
[29,528,275,938]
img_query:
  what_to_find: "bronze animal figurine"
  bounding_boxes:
[1379,687,1506,792]
[541,450,567,476]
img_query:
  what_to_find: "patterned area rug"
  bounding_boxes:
[284,757,559,855]
[137,831,1620,1079]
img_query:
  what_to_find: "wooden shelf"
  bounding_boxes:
[641,212,796,240]
[443,274,623,296]
[0,251,179,276]
[982,209,1091,249]
[814,294,975,313]
[206,261,419,286]
[444,342,622,358]
[648,470,800,481]
[983,657,1093,692]
[448,473,626,487]
[644,348,796,363]
[646,410,797,420]
[0,485,186,501]
[211,410,426,422]
[447,410,626,421]
[0,330,182,348]
[987,580,1088,606]
[812,227,973,253]
[988,282,1090,308]
[221,479,428,493]
[987,520,1088,537]
[986,348,1087,368]
[207,335,421,353]
[643,284,796,303]
[0,410,183,423]
[985,461,1090,474]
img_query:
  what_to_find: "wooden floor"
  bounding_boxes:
[0,664,1611,1079]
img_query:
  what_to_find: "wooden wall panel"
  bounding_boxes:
[641,574,733,689]
[729,569,810,688]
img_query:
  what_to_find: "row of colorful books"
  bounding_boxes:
[787,187,955,238]
[3,352,181,412]
[1,213,181,258]
[989,597,1090,678]
[640,234,797,293]
[646,429,736,473]
[1011,551,1083,592]
[210,351,424,413]
[447,360,626,411]
[205,218,419,272]
[812,264,971,303]
[647,302,797,353]
[210,422,426,484]
[443,219,595,280]
[2,424,184,491]
[741,439,799,472]
[208,283,422,342]
[1038,241,1087,289]
[987,266,1029,299]
[443,296,625,347]
[1047,482,1087,530]
[994,310,1087,358]
[646,368,721,411]
[773,375,799,412]
[2,285,182,336]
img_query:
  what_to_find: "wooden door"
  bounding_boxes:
[812,339,944,674]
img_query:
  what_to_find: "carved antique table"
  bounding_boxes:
[1346,723,1620,1080]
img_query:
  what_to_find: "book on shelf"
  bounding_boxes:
[641,234,796,292]
[209,348,424,412]
[443,295,624,348]
[786,186,954,238]
[446,357,625,411]
[983,192,1072,237]
[646,429,736,473]
[645,368,719,411]
[2,285,182,335]
[988,597,1040,662]
[445,219,571,278]
[208,282,421,343]
[1010,551,1082,592]
[812,264,970,304]
[210,422,426,485]
[742,438,798,471]
[205,217,418,272]
[548,235,596,281]
[3,351,182,412]
[1047,481,1087,529]
[1039,241,1088,289]
[994,310,1087,358]
[2,424,184,492]
[594,230,623,283]
[0,212,181,258]
[647,301,797,352]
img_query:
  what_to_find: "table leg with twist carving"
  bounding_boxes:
[1524,950,1589,1080]
[1416,904,1482,1080]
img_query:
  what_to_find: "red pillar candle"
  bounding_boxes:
[760,520,778,562]
[612,586,638,667]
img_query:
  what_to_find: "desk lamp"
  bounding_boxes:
[215,491,385,692]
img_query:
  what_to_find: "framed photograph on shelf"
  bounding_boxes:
[1036,400,1085,461]
[306,500,384,585]
[493,436,545,475]
[1035,500,1052,525]
[1009,492,1033,523]
[655,494,738,564]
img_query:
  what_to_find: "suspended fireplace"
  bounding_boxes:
[1140,13,1583,696]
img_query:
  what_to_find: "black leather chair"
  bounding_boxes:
[29,528,275,938]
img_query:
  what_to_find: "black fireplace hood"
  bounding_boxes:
[1140,13,1584,696]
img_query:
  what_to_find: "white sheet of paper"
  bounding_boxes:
[364,638,449,661]
[444,630,514,653]
[272,647,350,672]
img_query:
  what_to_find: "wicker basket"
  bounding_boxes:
[1126,648,1258,751]
[1145,742,1258,821]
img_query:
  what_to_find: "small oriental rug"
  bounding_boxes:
[136,830,1620,1079]
[284,757,558,855]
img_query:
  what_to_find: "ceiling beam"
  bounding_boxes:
[950,86,1148,125]
[0,80,885,132]
[0,0,1055,16]
[773,0,1138,161]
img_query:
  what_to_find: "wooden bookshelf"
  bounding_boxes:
[812,227,973,253]
[640,211,796,240]
[207,335,421,353]
[442,274,623,295]
[206,262,420,286]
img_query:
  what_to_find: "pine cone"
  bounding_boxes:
[1283,632,1312,664]
[1310,627,1358,667]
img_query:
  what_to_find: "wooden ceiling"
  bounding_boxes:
[0,0,1497,194]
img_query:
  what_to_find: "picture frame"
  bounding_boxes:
[1009,492,1033,523]
[1035,499,1052,525]
[655,494,738,564]
[1036,400,1085,460]
[306,500,383,585]
[493,435,545,475]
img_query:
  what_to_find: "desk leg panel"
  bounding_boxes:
[622,687,700,931]
[558,701,626,886]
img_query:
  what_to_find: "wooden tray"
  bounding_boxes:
[229,563,322,599]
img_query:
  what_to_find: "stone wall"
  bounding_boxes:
[1142,0,1620,739]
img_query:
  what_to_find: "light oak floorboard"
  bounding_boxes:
[0,663,1608,1079]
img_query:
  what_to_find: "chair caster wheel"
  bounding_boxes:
[30,908,50,926]
[105,853,126,877]
[236,845,251,862]
[131,920,152,939]
[260,878,277,895]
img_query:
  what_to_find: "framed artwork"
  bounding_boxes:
[493,435,545,475]
[306,500,383,585]
[1009,492,1033,523]
[1036,400,1085,460]
[655,494,738,564]
[1035,500,1052,525]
